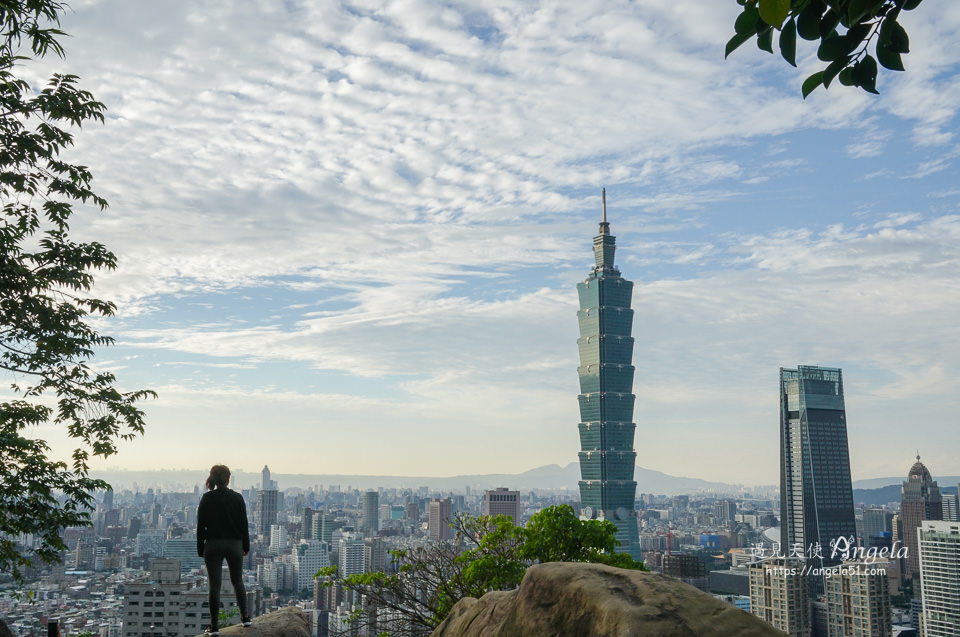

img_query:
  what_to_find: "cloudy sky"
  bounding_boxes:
[23,0,960,486]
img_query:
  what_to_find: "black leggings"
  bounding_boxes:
[203,538,247,627]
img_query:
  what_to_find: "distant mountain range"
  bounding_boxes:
[852,475,960,490]
[93,463,753,496]
[853,482,959,507]
[90,466,960,500]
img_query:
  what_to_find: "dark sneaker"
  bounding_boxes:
[241,617,252,627]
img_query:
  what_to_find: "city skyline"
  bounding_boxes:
[21,1,960,485]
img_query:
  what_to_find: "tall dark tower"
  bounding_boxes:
[779,365,856,589]
[576,189,641,560]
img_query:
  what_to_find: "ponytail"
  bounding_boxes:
[206,464,230,490]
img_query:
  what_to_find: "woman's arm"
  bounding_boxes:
[197,495,208,557]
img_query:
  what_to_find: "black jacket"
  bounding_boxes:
[197,487,250,556]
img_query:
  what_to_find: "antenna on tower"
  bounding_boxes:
[601,187,607,223]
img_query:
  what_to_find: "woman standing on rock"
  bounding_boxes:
[197,464,252,635]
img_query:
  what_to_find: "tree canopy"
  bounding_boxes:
[1,0,154,581]
[318,505,645,635]
[726,0,923,97]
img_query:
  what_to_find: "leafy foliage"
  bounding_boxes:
[317,506,646,635]
[0,0,154,581]
[726,0,922,97]
[520,503,642,569]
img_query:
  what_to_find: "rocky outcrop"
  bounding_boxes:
[431,562,786,637]
[211,607,310,637]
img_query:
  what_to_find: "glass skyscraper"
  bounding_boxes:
[576,191,641,560]
[779,365,856,578]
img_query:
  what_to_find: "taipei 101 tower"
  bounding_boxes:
[575,189,642,560]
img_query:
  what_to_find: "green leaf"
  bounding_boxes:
[891,23,910,53]
[879,18,910,53]
[838,67,856,86]
[758,0,790,28]
[734,5,760,35]
[757,26,774,53]
[797,1,824,40]
[779,17,797,67]
[822,57,849,88]
[725,31,753,58]
[903,0,922,9]
[802,71,825,98]
[817,31,845,61]
[877,43,905,71]
[847,0,881,24]
[853,54,879,93]
[819,8,842,37]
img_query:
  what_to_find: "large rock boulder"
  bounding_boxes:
[431,562,785,637]
[212,607,309,637]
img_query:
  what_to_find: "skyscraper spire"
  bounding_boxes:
[592,188,616,271]
[599,187,610,235]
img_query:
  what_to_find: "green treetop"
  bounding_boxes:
[1,0,154,581]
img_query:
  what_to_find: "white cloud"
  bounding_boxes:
[15,0,959,485]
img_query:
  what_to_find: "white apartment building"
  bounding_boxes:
[918,520,960,637]
[293,540,330,592]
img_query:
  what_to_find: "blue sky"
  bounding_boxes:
[22,0,960,485]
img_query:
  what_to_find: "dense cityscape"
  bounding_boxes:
[4,207,960,637]
[2,458,956,636]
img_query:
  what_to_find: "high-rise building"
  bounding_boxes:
[338,533,364,578]
[261,465,277,490]
[256,464,280,538]
[748,558,811,636]
[164,535,204,570]
[302,507,316,540]
[361,491,380,535]
[779,365,856,578]
[941,491,959,522]
[313,512,336,545]
[901,455,942,581]
[715,499,738,524]
[575,190,641,560]
[892,513,903,548]
[862,509,894,550]
[364,537,385,573]
[917,521,960,637]
[269,524,288,554]
[293,540,329,592]
[428,498,452,541]
[135,530,165,557]
[257,490,280,539]
[74,538,95,569]
[483,488,521,524]
[825,561,892,637]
